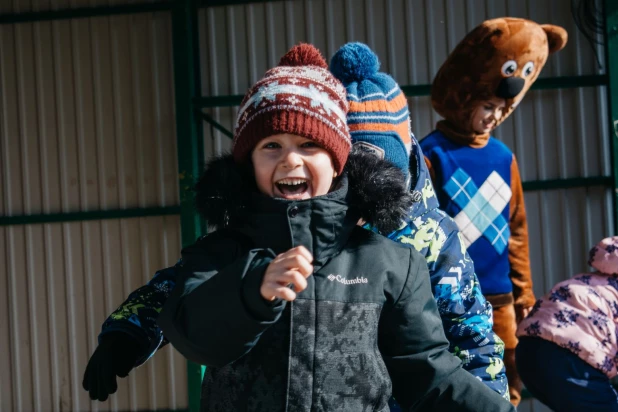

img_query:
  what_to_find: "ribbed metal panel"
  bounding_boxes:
[0,10,186,412]
[0,12,178,218]
[0,216,187,412]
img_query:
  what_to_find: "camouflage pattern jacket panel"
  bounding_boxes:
[383,140,508,399]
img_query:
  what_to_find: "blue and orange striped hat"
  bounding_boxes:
[330,42,412,179]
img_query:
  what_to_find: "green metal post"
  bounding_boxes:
[172,1,204,411]
[0,206,180,226]
[606,0,618,234]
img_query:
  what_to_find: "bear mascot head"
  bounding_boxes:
[431,17,568,137]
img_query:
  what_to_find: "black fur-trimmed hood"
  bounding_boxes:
[194,147,415,234]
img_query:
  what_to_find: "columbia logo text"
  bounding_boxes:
[327,274,368,285]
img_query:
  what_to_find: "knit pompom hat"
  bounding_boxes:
[589,236,618,275]
[329,42,412,179]
[233,43,351,174]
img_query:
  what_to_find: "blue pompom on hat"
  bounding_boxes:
[330,42,412,179]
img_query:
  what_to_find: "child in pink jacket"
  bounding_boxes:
[516,236,618,411]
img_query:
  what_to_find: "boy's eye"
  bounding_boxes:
[262,142,281,149]
[301,141,320,148]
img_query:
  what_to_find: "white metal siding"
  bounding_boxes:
[0,13,178,216]
[0,217,188,412]
[0,10,187,412]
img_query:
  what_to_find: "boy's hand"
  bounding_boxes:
[261,246,313,302]
[82,333,142,401]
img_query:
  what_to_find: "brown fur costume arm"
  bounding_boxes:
[423,156,437,183]
[508,155,535,309]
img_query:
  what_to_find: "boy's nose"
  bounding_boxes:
[281,150,302,168]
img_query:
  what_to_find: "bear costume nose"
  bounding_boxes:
[496,77,525,99]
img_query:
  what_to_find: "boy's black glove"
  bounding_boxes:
[82,332,142,401]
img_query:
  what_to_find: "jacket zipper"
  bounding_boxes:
[284,300,294,412]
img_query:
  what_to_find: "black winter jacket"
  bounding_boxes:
[158,150,514,412]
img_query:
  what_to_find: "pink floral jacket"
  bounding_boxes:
[516,272,618,377]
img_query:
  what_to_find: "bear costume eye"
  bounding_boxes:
[501,60,518,76]
[522,61,535,77]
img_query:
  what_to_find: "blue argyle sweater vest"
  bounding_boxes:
[421,130,513,295]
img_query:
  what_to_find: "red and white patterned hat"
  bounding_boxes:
[589,236,618,275]
[233,43,351,174]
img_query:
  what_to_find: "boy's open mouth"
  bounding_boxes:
[275,178,309,198]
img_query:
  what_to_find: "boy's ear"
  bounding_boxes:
[541,24,568,54]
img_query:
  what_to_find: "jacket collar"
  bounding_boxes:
[194,148,414,258]
[436,120,490,148]
[408,135,441,220]
[239,177,359,266]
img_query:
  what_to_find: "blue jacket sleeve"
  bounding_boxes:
[386,213,509,399]
[98,262,181,366]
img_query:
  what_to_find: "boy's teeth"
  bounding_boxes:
[279,179,307,185]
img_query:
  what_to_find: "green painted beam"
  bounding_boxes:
[200,111,234,139]
[172,0,203,246]
[0,0,286,25]
[0,206,180,226]
[201,0,286,6]
[194,74,608,108]
[522,176,612,192]
[531,74,608,90]
[171,1,204,411]
[605,0,618,233]
[0,2,175,24]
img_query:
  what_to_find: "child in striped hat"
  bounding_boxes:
[330,42,509,405]
[330,43,412,182]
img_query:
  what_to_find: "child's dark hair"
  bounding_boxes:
[193,154,256,229]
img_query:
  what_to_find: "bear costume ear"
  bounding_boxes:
[541,24,568,54]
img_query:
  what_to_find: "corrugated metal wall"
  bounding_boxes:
[0,8,188,412]
[198,1,611,410]
[0,0,613,411]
